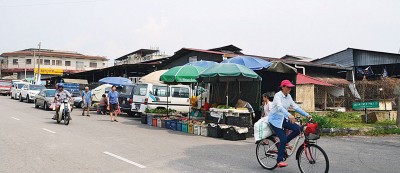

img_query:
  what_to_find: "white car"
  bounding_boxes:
[10,82,29,100]
[132,83,206,114]
[19,84,46,103]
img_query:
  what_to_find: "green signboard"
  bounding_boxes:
[352,101,379,110]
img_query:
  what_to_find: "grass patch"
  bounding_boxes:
[308,112,396,128]
[365,128,400,136]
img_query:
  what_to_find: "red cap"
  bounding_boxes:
[280,80,295,88]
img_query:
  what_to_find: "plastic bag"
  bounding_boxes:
[50,103,55,110]
[254,117,272,142]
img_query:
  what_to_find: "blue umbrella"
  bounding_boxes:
[221,56,272,70]
[185,60,218,68]
[99,77,133,86]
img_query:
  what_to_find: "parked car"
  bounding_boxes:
[72,92,83,108]
[0,81,12,96]
[10,82,29,99]
[118,84,136,116]
[34,89,56,110]
[132,83,195,114]
[19,84,46,103]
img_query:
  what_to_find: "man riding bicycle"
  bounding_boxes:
[52,83,73,120]
[269,80,312,168]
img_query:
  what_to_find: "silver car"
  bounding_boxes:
[34,89,56,110]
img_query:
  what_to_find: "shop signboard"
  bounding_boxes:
[352,101,379,110]
[34,68,63,75]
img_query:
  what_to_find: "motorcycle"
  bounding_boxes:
[56,97,72,125]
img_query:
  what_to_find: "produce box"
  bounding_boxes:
[157,119,162,128]
[170,120,177,131]
[188,124,194,134]
[222,127,246,141]
[141,114,147,124]
[182,123,188,133]
[225,114,250,127]
[177,122,183,131]
[147,115,153,126]
[166,120,172,129]
[207,124,223,138]
[152,118,157,127]
[161,119,166,128]
[194,125,201,135]
[201,125,208,136]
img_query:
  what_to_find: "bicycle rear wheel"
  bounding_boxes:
[297,144,329,173]
[256,137,278,170]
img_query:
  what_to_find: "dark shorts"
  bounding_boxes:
[110,104,118,112]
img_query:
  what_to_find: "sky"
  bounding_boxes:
[0,0,399,63]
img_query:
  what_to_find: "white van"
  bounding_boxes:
[132,83,197,114]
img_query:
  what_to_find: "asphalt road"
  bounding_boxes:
[1,96,400,173]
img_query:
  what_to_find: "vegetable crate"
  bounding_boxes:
[141,114,147,124]
[222,127,246,141]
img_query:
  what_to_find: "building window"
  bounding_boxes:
[26,59,32,64]
[36,59,43,65]
[52,60,56,65]
[188,56,197,62]
[65,61,71,66]
[76,61,84,69]
[13,59,18,65]
[56,60,62,66]
[44,59,50,65]
[103,63,106,67]
[89,62,97,68]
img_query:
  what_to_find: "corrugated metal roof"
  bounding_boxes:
[296,73,333,86]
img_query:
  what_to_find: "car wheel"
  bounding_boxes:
[27,95,31,103]
[19,95,23,102]
[80,101,84,108]
[44,102,48,110]
[34,100,39,108]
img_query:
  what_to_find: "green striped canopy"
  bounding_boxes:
[160,65,205,83]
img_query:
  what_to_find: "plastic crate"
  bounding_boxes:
[161,119,166,128]
[207,124,223,138]
[170,121,177,131]
[157,119,162,128]
[194,125,201,135]
[141,114,147,124]
[177,122,183,131]
[147,115,153,126]
[201,125,208,136]
[152,118,158,127]
[226,114,250,127]
[206,112,226,124]
[166,120,172,129]
[182,123,188,133]
[188,124,194,134]
[222,127,246,141]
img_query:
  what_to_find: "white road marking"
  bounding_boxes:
[11,117,20,120]
[103,151,146,168]
[42,128,56,134]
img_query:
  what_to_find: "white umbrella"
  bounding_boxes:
[139,70,167,84]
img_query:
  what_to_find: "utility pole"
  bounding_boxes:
[36,42,41,84]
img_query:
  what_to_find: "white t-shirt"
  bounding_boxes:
[263,102,271,118]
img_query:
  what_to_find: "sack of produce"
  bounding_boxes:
[253,117,272,142]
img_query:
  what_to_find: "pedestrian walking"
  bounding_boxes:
[82,86,92,117]
[107,85,119,122]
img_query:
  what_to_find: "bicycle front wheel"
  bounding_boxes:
[256,137,278,170]
[297,144,329,173]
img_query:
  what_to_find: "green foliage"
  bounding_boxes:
[326,111,360,120]
[145,107,176,114]
[309,113,339,128]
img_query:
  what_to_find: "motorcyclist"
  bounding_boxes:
[52,83,73,120]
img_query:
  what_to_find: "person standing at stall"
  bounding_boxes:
[107,85,119,122]
[268,80,312,168]
[261,93,273,118]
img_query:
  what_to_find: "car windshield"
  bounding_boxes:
[134,84,147,96]
[121,85,134,95]
[46,90,56,97]
[30,85,45,91]
[71,92,80,97]
[17,83,26,88]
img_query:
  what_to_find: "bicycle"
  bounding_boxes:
[255,118,329,173]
